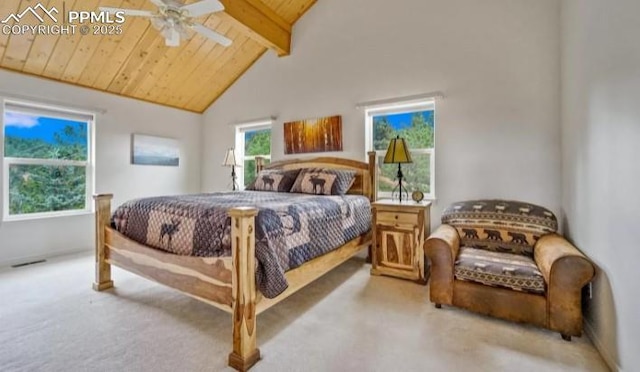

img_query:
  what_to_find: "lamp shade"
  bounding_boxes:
[222,148,239,167]
[383,136,413,164]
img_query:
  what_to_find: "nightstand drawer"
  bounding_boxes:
[377,211,418,227]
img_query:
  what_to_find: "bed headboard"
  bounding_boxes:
[256,152,377,201]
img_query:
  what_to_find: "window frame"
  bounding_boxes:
[234,120,273,189]
[365,100,436,200]
[1,98,96,222]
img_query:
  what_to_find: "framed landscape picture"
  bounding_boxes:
[131,134,180,166]
[284,115,343,154]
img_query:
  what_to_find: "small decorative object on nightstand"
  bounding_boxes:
[371,199,431,283]
[411,190,424,203]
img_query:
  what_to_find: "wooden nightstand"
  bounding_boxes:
[370,199,431,284]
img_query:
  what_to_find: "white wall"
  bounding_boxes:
[561,0,640,370]
[0,70,202,267]
[202,0,562,224]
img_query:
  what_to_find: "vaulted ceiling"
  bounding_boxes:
[0,0,316,113]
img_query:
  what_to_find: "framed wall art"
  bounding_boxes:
[131,134,180,166]
[284,115,343,154]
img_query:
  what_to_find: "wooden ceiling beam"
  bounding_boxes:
[219,0,292,56]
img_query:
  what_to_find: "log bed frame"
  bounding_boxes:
[92,152,377,371]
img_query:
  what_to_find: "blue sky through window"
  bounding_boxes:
[375,111,434,130]
[244,128,270,141]
[4,112,86,144]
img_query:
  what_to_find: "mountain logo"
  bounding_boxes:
[1,3,59,24]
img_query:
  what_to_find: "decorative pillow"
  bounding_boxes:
[290,168,357,195]
[245,169,301,192]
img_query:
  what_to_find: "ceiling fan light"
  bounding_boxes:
[165,37,180,47]
[160,27,173,39]
[166,28,181,47]
[150,17,166,31]
[176,24,193,40]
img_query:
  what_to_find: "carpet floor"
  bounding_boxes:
[0,252,608,372]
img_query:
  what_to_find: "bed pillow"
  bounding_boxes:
[290,168,357,195]
[246,169,301,192]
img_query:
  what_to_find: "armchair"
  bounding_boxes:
[425,200,594,340]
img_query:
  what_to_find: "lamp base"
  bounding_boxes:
[228,180,240,191]
[230,165,239,191]
[391,184,409,203]
[391,162,409,203]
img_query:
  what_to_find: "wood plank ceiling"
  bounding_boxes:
[0,0,316,113]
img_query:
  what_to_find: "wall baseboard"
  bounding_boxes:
[0,247,91,270]
[585,319,621,372]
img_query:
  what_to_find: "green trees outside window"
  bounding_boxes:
[8,164,86,214]
[3,110,90,217]
[243,128,271,187]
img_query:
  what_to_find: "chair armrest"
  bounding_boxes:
[534,233,595,335]
[424,225,460,305]
[534,234,594,285]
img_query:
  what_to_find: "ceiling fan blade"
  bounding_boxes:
[192,23,232,46]
[180,0,224,17]
[165,28,180,47]
[149,0,167,7]
[99,7,155,17]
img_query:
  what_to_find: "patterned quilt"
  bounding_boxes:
[111,191,372,298]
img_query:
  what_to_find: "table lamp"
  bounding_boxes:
[383,135,413,202]
[222,148,240,191]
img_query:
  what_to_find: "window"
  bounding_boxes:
[366,100,435,199]
[235,120,272,188]
[2,100,94,220]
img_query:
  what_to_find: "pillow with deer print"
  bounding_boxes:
[290,168,357,195]
[246,169,301,192]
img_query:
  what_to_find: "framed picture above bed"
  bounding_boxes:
[131,134,180,166]
[284,115,343,154]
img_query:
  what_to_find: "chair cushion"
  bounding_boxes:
[454,247,546,294]
[442,199,558,257]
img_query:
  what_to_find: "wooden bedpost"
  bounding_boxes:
[367,152,377,263]
[93,194,114,291]
[228,207,260,371]
[367,151,377,202]
[255,156,265,173]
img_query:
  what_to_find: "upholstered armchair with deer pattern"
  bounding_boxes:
[425,200,595,340]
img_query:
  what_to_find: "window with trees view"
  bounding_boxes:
[235,122,271,188]
[367,101,435,199]
[2,100,94,220]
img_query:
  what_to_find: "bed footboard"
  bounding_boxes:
[92,195,260,371]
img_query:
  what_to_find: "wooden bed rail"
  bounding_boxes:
[93,194,114,291]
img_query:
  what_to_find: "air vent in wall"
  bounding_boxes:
[11,259,46,268]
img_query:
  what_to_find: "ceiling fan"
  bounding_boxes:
[100,0,231,47]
